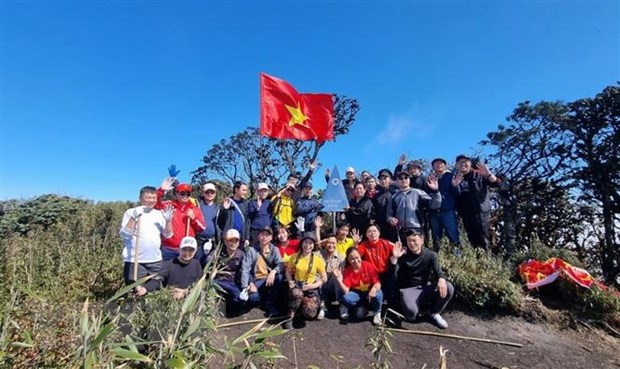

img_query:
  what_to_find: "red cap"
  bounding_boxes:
[176,183,192,192]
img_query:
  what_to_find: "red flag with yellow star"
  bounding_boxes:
[260,73,334,143]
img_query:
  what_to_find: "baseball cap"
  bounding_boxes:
[203,183,216,192]
[176,183,192,193]
[257,182,269,191]
[302,182,313,189]
[225,229,240,240]
[257,225,273,235]
[345,167,355,173]
[179,236,197,250]
[396,171,410,178]
[455,154,471,162]
[431,158,447,166]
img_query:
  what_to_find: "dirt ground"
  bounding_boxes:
[216,306,620,369]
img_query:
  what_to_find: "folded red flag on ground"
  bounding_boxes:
[518,257,618,296]
[260,73,334,143]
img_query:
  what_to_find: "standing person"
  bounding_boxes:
[390,229,454,329]
[373,169,397,242]
[272,183,296,236]
[394,154,428,191]
[365,176,378,199]
[345,182,374,236]
[387,171,441,242]
[120,186,174,285]
[354,224,397,306]
[212,229,247,316]
[429,158,461,252]
[135,236,204,300]
[333,247,384,326]
[218,181,251,247]
[156,179,206,261]
[248,182,274,245]
[196,183,221,267]
[293,182,324,235]
[452,155,500,250]
[240,226,284,316]
[284,235,327,329]
[360,170,371,184]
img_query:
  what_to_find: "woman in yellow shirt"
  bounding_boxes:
[284,235,327,329]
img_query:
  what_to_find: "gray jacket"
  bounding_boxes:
[240,243,284,289]
[387,188,441,230]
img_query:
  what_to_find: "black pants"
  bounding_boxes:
[460,210,490,249]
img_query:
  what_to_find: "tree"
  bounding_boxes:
[191,95,360,193]
[483,84,619,282]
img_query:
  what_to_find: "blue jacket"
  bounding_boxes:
[293,196,324,232]
[387,188,441,230]
[240,244,284,289]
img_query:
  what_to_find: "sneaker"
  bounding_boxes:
[432,313,448,329]
[339,305,349,320]
[372,313,383,326]
[355,306,368,319]
[317,309,325,320]
[283,319,293,330]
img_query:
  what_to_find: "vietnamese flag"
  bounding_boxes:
[260,73,334,143]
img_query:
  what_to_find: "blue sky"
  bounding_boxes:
[1,1,618,202]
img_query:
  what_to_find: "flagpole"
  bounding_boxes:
[332,212,336,233]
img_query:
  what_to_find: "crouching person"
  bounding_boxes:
[333,247,384,326]
[135,236,203,299]
[390,229,454,329]
[284,235,327,329]
[240,226,284,316]
[212,229,246,317]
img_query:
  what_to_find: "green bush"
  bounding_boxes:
[440,245,524,314]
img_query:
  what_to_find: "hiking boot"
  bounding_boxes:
[317,309,325,320]
[355,306,368,319]
[372,313,383,326]
[283,319,293,330]
[432,313,448,329]
[339,305,349,320]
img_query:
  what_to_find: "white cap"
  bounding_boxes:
[225,229,240,240]
[179,236,197,250]
[346,166,355,173]
[257,182,269,191]
[203,183,216,192]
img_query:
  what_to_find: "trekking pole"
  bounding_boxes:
[132,216,142,283]
[185,217,191,237]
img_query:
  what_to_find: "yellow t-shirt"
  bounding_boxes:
[336,237,355,257]
[287,252,326,285]
[272,194,294,226]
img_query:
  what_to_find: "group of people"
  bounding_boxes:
[120,154,500,329]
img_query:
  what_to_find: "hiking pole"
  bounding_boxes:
[185,217,191,237]
[132,216,142,283]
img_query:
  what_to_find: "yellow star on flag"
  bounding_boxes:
[285,101,309,127]
[358,281,370,292]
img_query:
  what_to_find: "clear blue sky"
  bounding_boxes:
[1,1,618,202]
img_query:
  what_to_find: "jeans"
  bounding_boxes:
[215,279,243,304]
[340,289,384,314]
[430,210,461,251]
[248,274,284,311]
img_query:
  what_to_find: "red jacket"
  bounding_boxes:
[156,188,206,249]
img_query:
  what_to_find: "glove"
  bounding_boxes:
[168,164,181,177]
[239,288,249,302]
[295,216,305,232]
[162,205,174,222]
[132,206,146,220]
[203,239,213,252]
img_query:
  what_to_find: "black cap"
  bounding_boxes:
[299,233,317,245]
[377,168,393,178]
[257,226,273,235]
[406,160,423,168]
[302,182,313,189]
[431,158,447,166]
[455,154,471,162]
[396,171,410,178]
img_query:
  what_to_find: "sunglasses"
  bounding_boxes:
[179,192,191,196]
[204,190,215,194]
